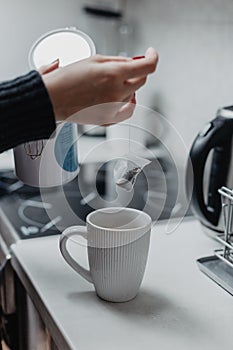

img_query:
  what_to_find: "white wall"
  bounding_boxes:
[0,0,86,79]
[126,0,233,164]
[1,0,233,166]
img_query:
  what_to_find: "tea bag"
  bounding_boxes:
[114,54,151,191]
[113,112,151,191]
[114,154,151,191]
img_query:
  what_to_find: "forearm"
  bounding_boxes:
[0,70,56,153]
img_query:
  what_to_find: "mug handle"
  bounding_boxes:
[59,226,93,284]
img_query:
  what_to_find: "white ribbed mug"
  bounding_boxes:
[59,207,152,302]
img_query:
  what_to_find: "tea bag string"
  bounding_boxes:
[128,118,131,154]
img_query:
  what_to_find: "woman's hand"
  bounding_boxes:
[42,47,158,125]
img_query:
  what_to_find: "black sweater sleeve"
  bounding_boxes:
[0,70,56,153]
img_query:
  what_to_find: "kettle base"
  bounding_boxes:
[199,221,223,238]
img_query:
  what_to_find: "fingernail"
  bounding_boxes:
[133,56,145,60]
[51,58,60,64]
[131,95,136,104]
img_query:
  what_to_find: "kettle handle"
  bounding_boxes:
[186,116,233,227]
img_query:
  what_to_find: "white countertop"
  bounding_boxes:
[10,218,233,350]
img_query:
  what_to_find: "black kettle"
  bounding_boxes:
[186,105,233,233]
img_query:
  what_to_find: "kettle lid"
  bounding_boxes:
[217,105,233,119]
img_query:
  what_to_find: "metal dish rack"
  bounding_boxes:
[215,186,233,268]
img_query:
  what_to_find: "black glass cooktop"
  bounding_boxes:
[0,156,191,239]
